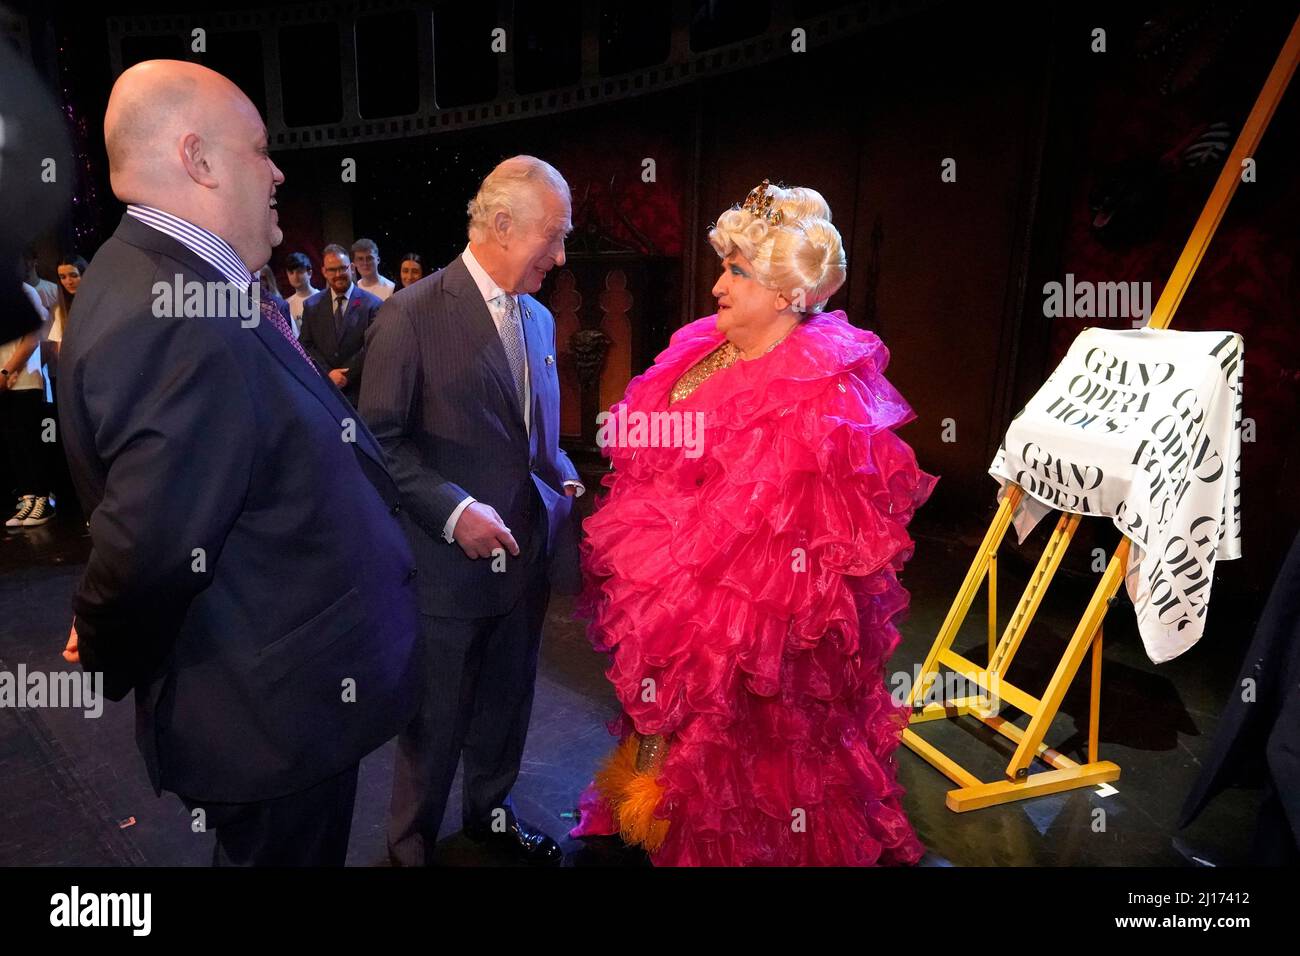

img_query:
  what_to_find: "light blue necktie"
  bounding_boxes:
[498,294,527,412]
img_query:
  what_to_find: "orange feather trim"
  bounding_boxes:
[593,736,670,853]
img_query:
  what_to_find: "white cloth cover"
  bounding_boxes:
[990,328,1243,663]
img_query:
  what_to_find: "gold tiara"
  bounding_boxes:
[741,179,784,226]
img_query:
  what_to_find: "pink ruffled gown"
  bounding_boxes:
[570,311,936,866]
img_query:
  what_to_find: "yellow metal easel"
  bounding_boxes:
[903,14,1300,812]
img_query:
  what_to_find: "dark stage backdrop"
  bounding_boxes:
[22,0,1300,608]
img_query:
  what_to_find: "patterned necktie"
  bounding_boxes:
[498,294,527,412]
[261,296,318,373]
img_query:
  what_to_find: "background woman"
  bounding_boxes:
[42,254,89,522]
[397,252,425,289]
[44,253,88,367]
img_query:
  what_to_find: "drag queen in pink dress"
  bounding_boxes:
[570,181,935,866]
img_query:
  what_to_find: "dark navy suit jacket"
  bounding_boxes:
[359,255,581,619]
[299,283,382,404]
[58,214,421,803]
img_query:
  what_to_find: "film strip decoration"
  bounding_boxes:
[105,0,941,151]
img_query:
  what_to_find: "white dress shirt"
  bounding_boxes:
[462,245,532,432]
[329,283,357,319]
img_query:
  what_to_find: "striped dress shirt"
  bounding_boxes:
[125,204,319,373]
[125,204,253,285]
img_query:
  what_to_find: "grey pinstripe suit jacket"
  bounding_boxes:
[359,255,581,618]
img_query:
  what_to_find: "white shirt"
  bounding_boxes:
[1,284,47,391]
[358,274,394,302]
[287,287,318,335]
[47,302,66,343]
[441,246,582,544]
[27,278,58,315]
[44,303,66,403]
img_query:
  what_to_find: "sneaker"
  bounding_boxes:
[6,496,35,529]
[22,496,51,527]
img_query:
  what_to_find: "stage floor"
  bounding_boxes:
[0,505,1263,867]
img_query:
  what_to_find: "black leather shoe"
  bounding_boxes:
[463,817,563,865]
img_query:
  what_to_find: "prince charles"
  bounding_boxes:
[360,156,582,865]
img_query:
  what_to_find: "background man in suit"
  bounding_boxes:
[361,155,583,866]
[58,59,421,866]
[299,243,382,405]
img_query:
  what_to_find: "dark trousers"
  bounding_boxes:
[0,388,49,498]
[180,762,360,866]
[1251,785,1300,865]
[387,557,551,866]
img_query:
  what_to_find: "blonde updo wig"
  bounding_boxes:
[707,182,847,313]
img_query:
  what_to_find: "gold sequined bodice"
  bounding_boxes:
[669,324,800,404]
[669,341,742,404]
